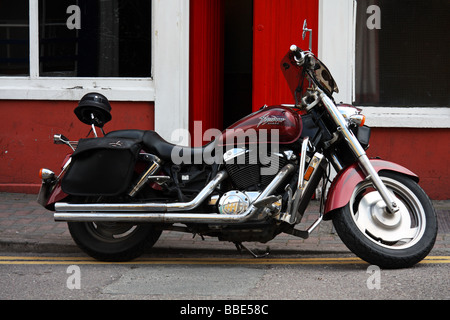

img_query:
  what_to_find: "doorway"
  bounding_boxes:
[223,0,253,129]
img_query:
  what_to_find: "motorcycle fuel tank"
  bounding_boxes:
[219,106,303,146]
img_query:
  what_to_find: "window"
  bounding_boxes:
[0,1,30,76]
[355,0,450,107]
[39,0,151,78]
[319,0,450,128]
[0,0,156,102]
[0,0,151,78]
[0,0,190,142]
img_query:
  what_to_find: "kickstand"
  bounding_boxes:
[234,242,270,258]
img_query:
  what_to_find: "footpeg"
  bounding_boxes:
[253,195,281,209]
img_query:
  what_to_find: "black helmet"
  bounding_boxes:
[74,92,112,127]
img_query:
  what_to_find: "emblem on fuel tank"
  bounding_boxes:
[257,113,286,128]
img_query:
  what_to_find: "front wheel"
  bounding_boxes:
[68,222,162,262]
[333,171,437,269]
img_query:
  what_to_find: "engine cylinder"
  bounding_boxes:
[225,149,287,190]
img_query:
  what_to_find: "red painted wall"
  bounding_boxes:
[253,0,319,111]
[367,128,450,200]
[0,100,154,193]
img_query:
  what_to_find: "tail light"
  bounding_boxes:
[39,168,55,180]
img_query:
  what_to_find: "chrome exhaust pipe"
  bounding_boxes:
[54,164,295,224]
[55,171,229,213]
[54,210,257,224]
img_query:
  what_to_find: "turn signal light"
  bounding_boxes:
[359,115,366,127]
[39,168,55,180]
[350,114,366,127]
[303,166,315,181]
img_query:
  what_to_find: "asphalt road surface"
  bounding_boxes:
[1,253,448,301]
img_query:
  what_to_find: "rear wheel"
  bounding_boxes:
[68,221,161,262]
[66,189,163,261]
[333,171,437,269]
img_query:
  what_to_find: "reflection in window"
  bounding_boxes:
[355,0,450,107]
[0,1,30,76]
[39,0,152,78]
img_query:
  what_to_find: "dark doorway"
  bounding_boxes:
[223,0,253,129]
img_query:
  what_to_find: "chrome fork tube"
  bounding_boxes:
[319,92,399,213]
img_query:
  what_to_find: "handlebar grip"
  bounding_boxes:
[290,45,303,63]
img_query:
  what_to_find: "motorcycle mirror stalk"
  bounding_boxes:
[302,19,313,52]
[53,134,76,151]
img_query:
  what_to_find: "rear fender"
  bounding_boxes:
[41,154,72,210]
[324,159,418,217]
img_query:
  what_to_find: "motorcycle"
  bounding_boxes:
[37,34,437,269]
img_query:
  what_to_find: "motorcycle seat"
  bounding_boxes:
[106,130,217,163]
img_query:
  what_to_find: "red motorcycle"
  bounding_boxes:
[37,43,437,268]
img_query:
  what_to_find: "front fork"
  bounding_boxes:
[319,92,400,214]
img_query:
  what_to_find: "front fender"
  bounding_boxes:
[324,159,418,217]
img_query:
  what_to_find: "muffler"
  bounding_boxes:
[54,164,295,224]
[56,171,229,213]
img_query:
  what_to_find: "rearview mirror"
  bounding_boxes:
[302,19,312,52]
[53,134,69,144]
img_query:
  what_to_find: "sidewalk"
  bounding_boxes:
[0,192,449,256]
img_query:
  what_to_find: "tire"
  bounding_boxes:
[332,171,437,269]
[68,222,162,262]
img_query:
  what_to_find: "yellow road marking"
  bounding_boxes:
[0,256,448,265]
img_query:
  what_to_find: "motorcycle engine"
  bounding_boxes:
[216,148,289,215]
[224,148,288,191]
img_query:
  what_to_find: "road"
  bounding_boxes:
[1,253,449,301]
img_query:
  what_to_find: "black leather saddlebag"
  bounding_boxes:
[61,137,142,196]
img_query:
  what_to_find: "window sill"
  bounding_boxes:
[360,106,450,128]
[0,77,155,101]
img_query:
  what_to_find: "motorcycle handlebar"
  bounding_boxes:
[290,45,319,74]
[290,45,305,65]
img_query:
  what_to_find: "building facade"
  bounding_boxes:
[0,0,449,199]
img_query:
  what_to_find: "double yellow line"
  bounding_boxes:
[0,256,449,265]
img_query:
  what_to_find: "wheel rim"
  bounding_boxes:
[85,222,139,243]
[349,177,426,250]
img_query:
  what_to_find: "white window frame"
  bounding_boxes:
[0,0,190,142]
[318,0,450,128]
